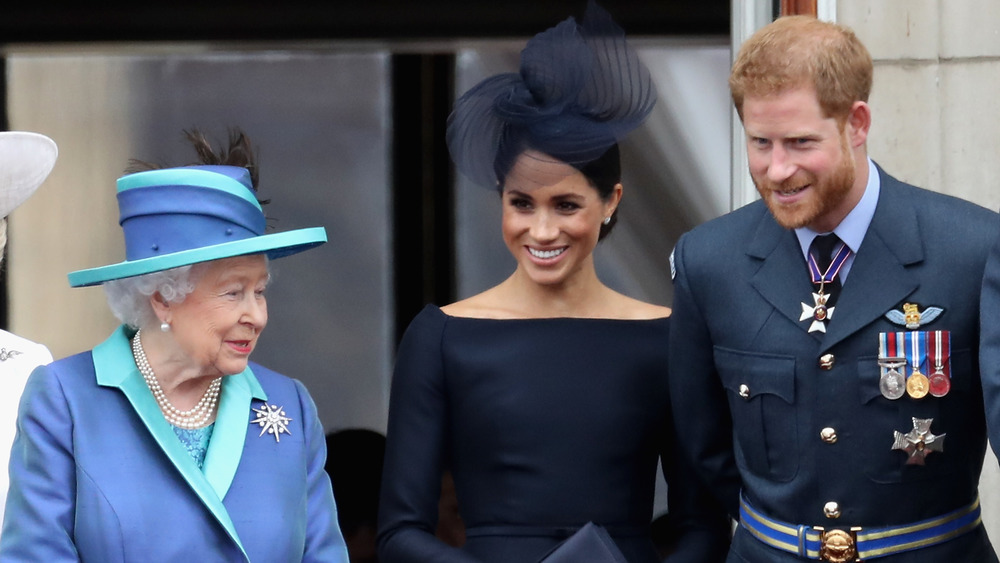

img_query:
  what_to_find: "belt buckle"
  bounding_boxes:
[814,526,862,563]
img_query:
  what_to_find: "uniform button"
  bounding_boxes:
[819,354,835,370]
[820,427,838,443]
[739,384,750,399]
[824,502,841,519]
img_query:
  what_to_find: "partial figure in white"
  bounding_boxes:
[0,131,58,532]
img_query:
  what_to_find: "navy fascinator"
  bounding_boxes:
[446,1,657,189]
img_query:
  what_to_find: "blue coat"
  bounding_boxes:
[669,166,998,561]
[978,191,1000,481]
[1,326,349,563]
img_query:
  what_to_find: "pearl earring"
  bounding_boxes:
[160,322,170,332]
[603,216,611,225]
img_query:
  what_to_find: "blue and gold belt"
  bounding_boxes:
[739,493,981,562]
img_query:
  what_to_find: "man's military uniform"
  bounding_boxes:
[669,164,999,562]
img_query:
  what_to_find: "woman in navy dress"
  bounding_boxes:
[377,4,730,562]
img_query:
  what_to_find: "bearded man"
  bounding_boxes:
[668,16,999,563]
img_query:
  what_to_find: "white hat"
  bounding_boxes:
[0,131,57,218]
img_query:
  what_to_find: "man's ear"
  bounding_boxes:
[846,101,871,148]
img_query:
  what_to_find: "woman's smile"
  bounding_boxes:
[527,246,568,260]
[226,339,254,354]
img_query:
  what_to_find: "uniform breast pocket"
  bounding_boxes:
[856,350,971,484]
[714,346,798,482]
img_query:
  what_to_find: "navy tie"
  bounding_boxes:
[810,233,843,306]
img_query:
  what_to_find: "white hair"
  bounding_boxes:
[103,265,198,330]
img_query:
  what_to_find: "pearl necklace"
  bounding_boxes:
[132,330,221,429]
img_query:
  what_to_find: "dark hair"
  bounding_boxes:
[577,144,621,240]
[497,144,622,241]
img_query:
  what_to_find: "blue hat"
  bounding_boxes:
[68,165,326,287]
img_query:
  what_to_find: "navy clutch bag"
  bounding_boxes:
[538,522,628,563]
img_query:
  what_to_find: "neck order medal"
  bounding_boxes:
[800,240,851,334]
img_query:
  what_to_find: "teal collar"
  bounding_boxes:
[93,326,268,560]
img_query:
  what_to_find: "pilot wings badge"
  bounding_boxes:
[885,303,943,329]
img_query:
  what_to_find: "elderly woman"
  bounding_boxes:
[0,132,349,562]
[0,131,57,532]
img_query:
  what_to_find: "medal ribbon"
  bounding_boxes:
[878,332,905,374]
[929,330,951,375]
[927,330,952,397]
[904,331,927,376]
[807,240,851,285]
[879,332,889,379]
[879,332,900,361]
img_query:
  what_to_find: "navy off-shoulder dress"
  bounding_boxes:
[377,305,729,563]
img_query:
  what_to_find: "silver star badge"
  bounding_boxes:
[892,417,945,465]
[800,292,835,333]
[250,403,293,443]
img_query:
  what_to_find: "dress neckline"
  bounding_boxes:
[428,304,669,323]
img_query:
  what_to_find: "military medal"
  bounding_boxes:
[928,372,950,397]
[906,372,929,399]
[880,365,906,400]
[892,417,945,465]
[928,330,951,397]
[877,332,906,400]
[800,292,834,333]
[800,240,851,333]
[905,331,929,399]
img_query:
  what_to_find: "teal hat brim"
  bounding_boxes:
[68,227,327,287]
